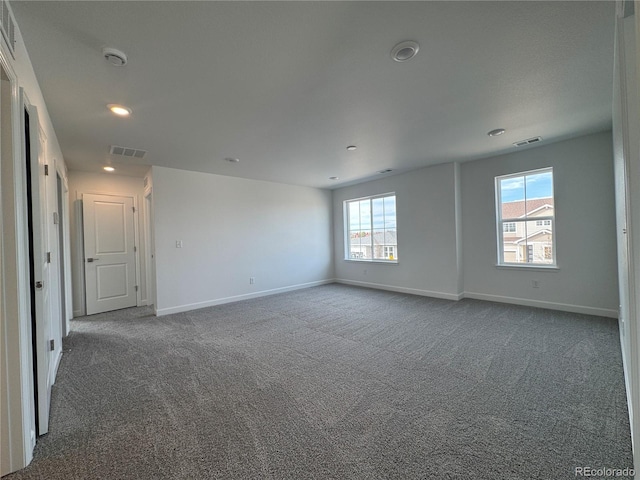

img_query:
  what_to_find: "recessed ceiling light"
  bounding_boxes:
[225,157,240,163]
[108,104,132,117]
[102,47,128,67]
[346,145,357,151]
[488,128,506,137]
[391,41,420,62]
[329,176,339,180]
[103,166,115,172]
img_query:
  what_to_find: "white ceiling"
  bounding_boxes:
[11,1,615,189]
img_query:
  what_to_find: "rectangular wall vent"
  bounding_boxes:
[0,0,17,58]
[513,136,542,147]
[109,145,147,159]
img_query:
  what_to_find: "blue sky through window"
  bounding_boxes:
[500,171,553,202]
[348,196,397,232]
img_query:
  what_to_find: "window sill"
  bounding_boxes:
[495,264,559,272]
[345,259,398,265]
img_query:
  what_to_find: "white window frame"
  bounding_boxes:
[344,193,398,263]
[495,167,556,267]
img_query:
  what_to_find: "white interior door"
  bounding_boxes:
[83,194,137,315]
[25,102,53,435]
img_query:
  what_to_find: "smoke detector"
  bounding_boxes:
[103,47,128,67]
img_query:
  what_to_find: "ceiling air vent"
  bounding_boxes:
[0,0,17,58]
[110,145,147,159]
[377,168,393,174]
[513,136,542,147]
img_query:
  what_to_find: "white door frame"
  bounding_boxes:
[76,191,142,315]
[614,0,640,472]
[144,187,156,308]
[0,53,36,473]
[54,165,72,336]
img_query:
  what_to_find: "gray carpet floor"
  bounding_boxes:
[5,284,634,479]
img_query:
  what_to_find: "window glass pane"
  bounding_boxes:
[502,220,554,265]
[501,220,525,264]
[524,219,553,264]
[348,201,360,231]
[351,200,371,259]
[372,198,385,260]
[525,171,553,214]
[500,176,525,218]
[385,196,397,260]
[505,207,551,264]
[383,196,397,230]
[497,169,554,266]
[345,194,397,262]
[372,197,384,231]
[359,200,372,233]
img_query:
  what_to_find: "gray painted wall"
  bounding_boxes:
[332,131,618,317]
[462,131,618,316]
[333,162,462,300]
[152,166,334,315]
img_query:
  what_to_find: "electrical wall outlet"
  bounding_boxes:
[532,280,539,288]
[250,277,255,285]
[176,240,183,248]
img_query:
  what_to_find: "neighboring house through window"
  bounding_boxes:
[495,168,555,266]
[503,222,516,233]
[345,193,398,262]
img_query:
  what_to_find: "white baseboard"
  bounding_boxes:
[333,280,617,317]
[619,324,635,455]
[463,291,618,318]
[155,279,334,316]
[335,278,463,301]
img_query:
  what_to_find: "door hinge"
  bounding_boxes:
[53,212,59,224]
[134,246,137,252]
[135,285,139,292]
[44,164,49,176]
[49,339,55,351]
[132,206,136,213]
[46,252,51,263]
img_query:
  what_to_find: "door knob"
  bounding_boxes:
[87,257,100,263]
